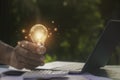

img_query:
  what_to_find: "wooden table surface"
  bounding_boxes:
[95,65,120,79]
[37,61,120,80]
[0,62,120,80]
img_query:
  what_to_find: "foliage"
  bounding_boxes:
[0,0,120,64]
[45,54,56,63]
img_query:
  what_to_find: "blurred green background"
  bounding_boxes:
[0,0,120,64]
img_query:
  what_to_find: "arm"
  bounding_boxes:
[0,40,45,69]
[0,41,14,65]
[10,41,46,69]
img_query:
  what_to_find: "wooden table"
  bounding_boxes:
[94,65,120,79]
[37,61,120,80]
[0,62,120,80]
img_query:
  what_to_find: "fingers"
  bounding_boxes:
[10,52,24,69]
[20,57,45,69]
[36,46,46,55]
[14,45,45,69]
[18,41,46,54]
[15,45,41,60]
[21,58,45,69]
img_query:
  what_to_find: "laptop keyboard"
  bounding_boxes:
[2,69,68,79]
[23,70,68,79]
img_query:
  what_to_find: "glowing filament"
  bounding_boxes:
[30,24,48,45]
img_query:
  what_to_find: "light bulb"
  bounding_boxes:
[29,24,48,45]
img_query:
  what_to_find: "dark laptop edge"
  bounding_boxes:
[81,20,120,73]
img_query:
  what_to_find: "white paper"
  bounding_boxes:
[36,61,84,69]
[0,68,10,74]
[0,76,23,80]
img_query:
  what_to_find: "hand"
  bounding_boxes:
[10,41,46,69]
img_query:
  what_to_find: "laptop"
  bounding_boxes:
[82,20,120,73]
[37,20,120,74]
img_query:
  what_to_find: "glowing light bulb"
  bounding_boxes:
[29,24,48,45]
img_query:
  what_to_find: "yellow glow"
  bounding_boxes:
[22,29,26,33]
[49,32,52,35]
[54,28,58,31]
[51,20,54,23]
[21,44,24,47]
[30,24,48,45]
[17,41,20,45]
[25,36,28,39]
[25,41,28,44]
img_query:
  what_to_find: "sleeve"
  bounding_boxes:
[0,40,14,66]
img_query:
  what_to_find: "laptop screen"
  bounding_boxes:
[82,20,120,73]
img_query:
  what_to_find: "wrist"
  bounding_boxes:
[0,41,14,65]
[3,48,14,65]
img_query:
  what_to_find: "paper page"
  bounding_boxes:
[37,61,84,69]
[0,68,10,74]
[1,76,23,80]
